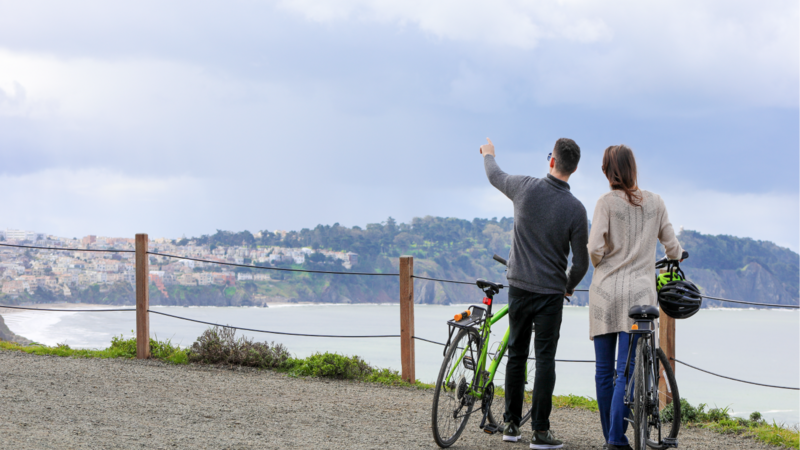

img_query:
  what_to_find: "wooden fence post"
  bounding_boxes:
[135,234,150,359]
[659,270,676,407]
[399,256,415,384]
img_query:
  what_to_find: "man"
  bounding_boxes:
[480,137,589,449]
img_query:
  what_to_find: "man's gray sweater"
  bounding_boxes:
[484,155,589,294]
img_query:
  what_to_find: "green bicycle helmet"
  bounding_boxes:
[657,271,683,291]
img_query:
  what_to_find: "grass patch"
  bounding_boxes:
[663,399,799,449]
[553,394,599,412]
[0,334,188,364]
[279,351,418,387]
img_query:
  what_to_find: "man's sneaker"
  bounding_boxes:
[530,430,563,449]
[607,444,633,450]
[503,422,522,442]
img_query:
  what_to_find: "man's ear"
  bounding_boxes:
[549,158,556,169]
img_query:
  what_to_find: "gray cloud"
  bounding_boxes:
[0,0,796,250]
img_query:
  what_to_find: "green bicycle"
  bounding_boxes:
[431,255,536,448]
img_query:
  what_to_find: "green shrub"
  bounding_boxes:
[364,367,407,386]
[187,326,289,369]
[290,352,372,379]
[707,406,731,422]
[662,398,707,424]
[109,334,137,357]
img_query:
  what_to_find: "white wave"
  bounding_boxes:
[3,310,76,345]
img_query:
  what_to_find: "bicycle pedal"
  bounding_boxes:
[662,437,678,448]
[482,423,502,434]
[463,356,476,371]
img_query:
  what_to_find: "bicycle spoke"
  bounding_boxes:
[432,328,480,447]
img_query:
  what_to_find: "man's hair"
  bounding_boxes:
[553,138,580,174]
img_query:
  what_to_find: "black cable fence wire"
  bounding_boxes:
[2,243,798,387]
[672,358,799,391]
[0,304,135,312]
[411,336,594,363]
[411,275,476,286]
[0,243,134,253]
[147,252,399,277]
[0,302,794,389]
[148,310,401,338]
[700,296,799,309]
[415,273,798,309]
[413,337,797,386]
[3,243,797,309]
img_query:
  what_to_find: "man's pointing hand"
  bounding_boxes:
[479,138,495,157]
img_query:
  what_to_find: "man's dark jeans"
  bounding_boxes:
[503,286,563,431]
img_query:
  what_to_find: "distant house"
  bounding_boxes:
[347,252,359,266]
[5,229,40,242]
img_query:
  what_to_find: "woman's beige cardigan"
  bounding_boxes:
[587,190,683,340]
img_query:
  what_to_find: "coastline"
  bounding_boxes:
[0,303,126,315]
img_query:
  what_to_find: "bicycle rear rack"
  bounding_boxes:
[442,306,487,356]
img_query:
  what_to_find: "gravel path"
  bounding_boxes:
[0,351,774,449]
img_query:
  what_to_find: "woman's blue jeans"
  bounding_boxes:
[594,332,640,446]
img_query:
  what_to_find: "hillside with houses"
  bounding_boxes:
[1,217,797,308]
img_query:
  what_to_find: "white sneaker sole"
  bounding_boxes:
[503,435,521,442]
[530,444,564,449]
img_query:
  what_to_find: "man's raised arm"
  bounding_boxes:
[480,138,525,201]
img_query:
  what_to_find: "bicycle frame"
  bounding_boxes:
[444,302,510,397]
[623,322,658,408]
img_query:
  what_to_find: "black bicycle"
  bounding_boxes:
[623,251,689,449]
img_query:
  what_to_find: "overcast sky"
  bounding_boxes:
[1,1,798,251]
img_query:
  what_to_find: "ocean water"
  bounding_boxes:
[4,304,798,426]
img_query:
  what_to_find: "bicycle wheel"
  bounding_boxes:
[486,330,535,428]
[651,348,680,447]
[633,339,649,450]
[432,328,481,448]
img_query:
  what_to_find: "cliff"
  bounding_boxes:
[0,314,32,345]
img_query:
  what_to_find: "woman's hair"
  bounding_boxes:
[602,145,642,206]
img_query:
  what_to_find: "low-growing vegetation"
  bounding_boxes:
[552,393,599,412]
[188,326,289,369]
[0,334,188,363]
[661,399,799,449]
[0,327,419,387]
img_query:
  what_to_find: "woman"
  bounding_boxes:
[587,145,683,450]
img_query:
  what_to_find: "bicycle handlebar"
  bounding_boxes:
[655,250,689,269]
[492,254,507,266]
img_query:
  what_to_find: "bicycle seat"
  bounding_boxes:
[476,279,503,295]
[628,304,660,320]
